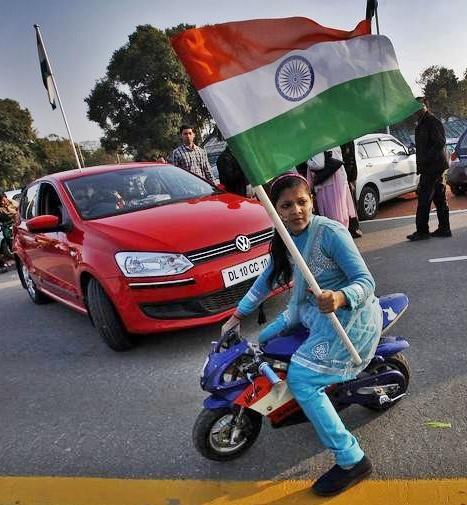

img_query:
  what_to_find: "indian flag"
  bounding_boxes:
[172,17,420,186]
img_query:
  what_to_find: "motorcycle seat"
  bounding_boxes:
[262,293,409,362]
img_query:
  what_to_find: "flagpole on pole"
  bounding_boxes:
[33,24,83,172]
[366,2,390,135]
[253,184,362,366]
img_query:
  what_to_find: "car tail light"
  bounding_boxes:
[450,151,458,162]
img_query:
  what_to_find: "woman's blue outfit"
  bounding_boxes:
[237,215,383,467]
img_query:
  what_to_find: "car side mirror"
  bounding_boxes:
[408,145,416,155]
[26,214,71,233]
[216,183,226,191]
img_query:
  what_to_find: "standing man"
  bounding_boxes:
[170,125,216,184]
[407,97,451,241]
[0,192,18,273]
[0,192,17,223]
[340,141,363,238]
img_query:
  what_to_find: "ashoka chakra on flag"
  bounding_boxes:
[275,55,314,102]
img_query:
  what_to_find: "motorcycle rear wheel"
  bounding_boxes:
[363,352,411,411]
[193,407,262,461]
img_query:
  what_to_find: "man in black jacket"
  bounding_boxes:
[407,97,451,241]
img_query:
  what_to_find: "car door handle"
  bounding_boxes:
[365,163,373,168]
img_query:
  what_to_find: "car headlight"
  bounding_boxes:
[115,252,194,278]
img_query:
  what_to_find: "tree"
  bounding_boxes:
[85,24,211,160]
[32,135,77,174]
[82,147,120,166]
[452,70,467,118]
[416,65,459,119]
[0,99,41,189]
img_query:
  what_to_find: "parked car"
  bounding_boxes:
[13,163,275,351]
[447,129,467,195]
[328,134,418,220]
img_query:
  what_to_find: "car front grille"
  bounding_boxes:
[186,228,273,264]
[140,278,256,319]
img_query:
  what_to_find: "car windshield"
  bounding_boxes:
[65,164,218,219]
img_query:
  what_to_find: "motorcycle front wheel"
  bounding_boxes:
[193,407,262,461]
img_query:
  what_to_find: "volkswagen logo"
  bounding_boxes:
[235,235,251,252]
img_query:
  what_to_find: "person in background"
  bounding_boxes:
[221,173,382,496]
[0,192,18,273]
[170,125,215,184]
[407,97,451,241]
[216,145,248,196]
[0,192,17,224]
[340,142,363,238]
[308,151,357,230]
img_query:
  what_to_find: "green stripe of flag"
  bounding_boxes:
[228,70,420,186]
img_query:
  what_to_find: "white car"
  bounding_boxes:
[354,133,418,219]
[330,133,418,220]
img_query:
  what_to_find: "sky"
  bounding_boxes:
[2,0,466,143]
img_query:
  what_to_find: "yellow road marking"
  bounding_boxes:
[0,477,466,504]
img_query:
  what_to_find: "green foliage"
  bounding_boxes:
[0,142,39,190]
[82,147,119,166]
[0,99,41,189]
[416,65,463,119]
[0,99,36,145]
[85,24,212,160]
[0,100,86,189]
[32,135,77,174]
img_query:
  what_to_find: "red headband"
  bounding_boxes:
[270,172,309,192]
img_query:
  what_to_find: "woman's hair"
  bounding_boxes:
[268,173,311,289]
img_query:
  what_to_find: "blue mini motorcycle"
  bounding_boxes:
[194,293,410,461]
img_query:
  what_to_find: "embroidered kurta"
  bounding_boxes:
[237,215,382,377]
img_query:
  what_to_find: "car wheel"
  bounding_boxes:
[86,278,135,351]
[17,260,51,305]
[358,186,379,220]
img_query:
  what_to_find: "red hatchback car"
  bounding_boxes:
[13,163,275,350]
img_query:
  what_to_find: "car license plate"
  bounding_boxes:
[222,254,270,288]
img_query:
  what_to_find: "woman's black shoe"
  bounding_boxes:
[311,456,372,496]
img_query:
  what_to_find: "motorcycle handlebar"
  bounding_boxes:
[258,362,282,385]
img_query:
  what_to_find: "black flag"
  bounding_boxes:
[366,0,378,19]
[34,25,57,110]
